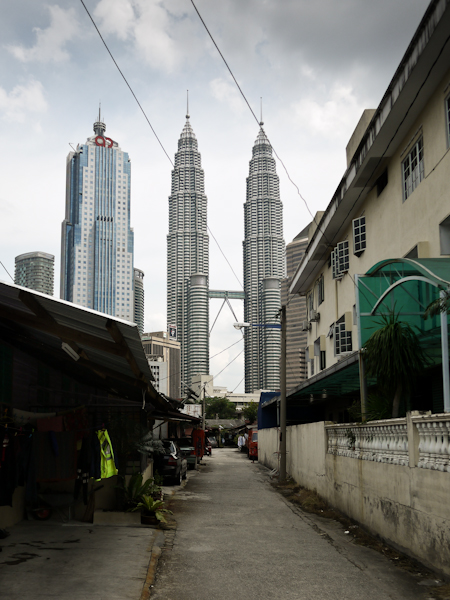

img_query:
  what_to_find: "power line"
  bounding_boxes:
[190,0,333,248]
[79,0,173,167]
[0,261,14,282]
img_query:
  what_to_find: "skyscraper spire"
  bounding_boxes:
[260,97,263,126]
[167,111,209,385]
[186,89,190,120]
[243,124,285,392]
[93,103,106,136]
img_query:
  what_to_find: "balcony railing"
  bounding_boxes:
[326,413,450,470]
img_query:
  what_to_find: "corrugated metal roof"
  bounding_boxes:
[0,279,169,408]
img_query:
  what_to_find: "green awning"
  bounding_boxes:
[286,352,365,404]
[357,258,450,362]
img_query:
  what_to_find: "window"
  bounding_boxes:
[353,216,366,256]
[402,137,424,200]
[440,215,450,255]
[320,351,326,370]
[317,275,324,305]
[307,290,314,318]
[331,241,349,279]
[376,169,388,196]
[335,315,352,355]
[446,95,450,147]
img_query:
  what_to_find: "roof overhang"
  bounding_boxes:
[262,351,361,408]
[290,0,450,296]
[0,280,171,411]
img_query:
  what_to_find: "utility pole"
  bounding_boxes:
[202,383,206,430]
[279,305,287,482]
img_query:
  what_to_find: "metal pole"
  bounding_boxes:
[202,384,206,430]
[441,290,450,412]
[279,305,287,481]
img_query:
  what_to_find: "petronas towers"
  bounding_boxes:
[167,112,209,387]
[167,114,284,393]
[243,126,285,393]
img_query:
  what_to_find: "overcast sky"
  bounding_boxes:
[0,0,429,393]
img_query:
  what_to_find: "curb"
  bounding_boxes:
[140,529,165,600]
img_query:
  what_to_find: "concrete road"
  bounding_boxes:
[0,519,161,600]
[151,448,432,600]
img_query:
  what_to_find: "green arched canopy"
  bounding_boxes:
[357,258,450,361]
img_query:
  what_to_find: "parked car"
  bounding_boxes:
[177,437,198,470]
[153,440,188,485]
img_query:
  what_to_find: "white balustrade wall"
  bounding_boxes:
[258,412,450,578]
[326,419,409,466]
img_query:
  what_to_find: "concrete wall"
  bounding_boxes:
[259,423,450,577]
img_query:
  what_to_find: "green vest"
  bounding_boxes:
[97,430,118,479]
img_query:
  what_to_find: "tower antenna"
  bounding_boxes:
[260,97,263,126]
[186,90,190,119]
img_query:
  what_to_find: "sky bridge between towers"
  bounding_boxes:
[209,290,246,300]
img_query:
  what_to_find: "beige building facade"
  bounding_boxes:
[289,0,450,419]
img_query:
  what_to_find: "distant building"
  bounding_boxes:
[211,383,261,412]
[281,226,310,392]
[167,111,209,386]
[142,331,181,399]
[133,268,144,334]
[243,125,285,392]
[147,359,168,396]
[61,112,134,321]
[14,251,54,295]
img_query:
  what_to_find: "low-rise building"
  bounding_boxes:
[287,0,450,421]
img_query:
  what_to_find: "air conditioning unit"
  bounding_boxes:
[301,320,311,332]
[309,310,320,322]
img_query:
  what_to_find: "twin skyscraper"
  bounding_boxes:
[61,110,285,394]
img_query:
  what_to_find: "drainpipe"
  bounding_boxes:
[279,305,287,482]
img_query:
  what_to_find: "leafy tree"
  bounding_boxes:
[363,312,428,418]
[205,397,237,419]
[242,401,258,424]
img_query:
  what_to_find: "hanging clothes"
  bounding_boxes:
[96,430,118,479]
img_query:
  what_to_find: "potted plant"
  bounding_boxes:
[115,472,161,511]
[130,495,173,525]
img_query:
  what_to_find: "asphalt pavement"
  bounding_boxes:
[151,447,434,600]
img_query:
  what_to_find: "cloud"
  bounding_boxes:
[292,83,365,141]
[94,0,200,73]
[209,78,247,115]
[0,80,48,122]
[6,5,79,63]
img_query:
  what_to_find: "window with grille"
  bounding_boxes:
[402,138,424,200]
[335,317,352,355]
[353,217,366,256]
[332,241,349,279]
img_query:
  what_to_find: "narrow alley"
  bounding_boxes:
[151,448,432,600]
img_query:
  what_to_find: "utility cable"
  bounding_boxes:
[79,0,173,167]
[0,261,14,282]
[190,0,334,248]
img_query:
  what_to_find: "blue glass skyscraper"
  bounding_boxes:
[61,114,134,321]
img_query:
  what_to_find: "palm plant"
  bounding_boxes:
[130,496,173,523]
[424,288,450,319]
[363,312,428,418]
[116,472,161,510]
